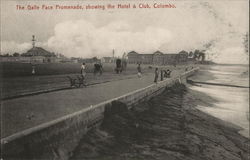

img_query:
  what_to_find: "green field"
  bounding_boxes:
[0,62,108,77]
[1,62,193,77]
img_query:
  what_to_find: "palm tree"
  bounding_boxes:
[194,50,205,63]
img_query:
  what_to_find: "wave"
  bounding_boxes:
[208,70,240,75]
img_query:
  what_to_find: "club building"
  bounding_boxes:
[127,50,189,65]
[0,36,69,63]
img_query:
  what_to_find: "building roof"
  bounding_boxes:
[153,50,164,55]
[179,50,188,54]
[22,47,55,57]
[128,51,139,55]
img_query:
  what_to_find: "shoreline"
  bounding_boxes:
[189,64,249,138]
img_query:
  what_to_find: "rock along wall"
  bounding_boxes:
[1,68,199,160]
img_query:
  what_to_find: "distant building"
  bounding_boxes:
[101,57,113,63]
[0,47,68,63]
[77,58,101,63]
[127,50,188,65]
[178,51,189,63]
[163,54,178,65]
[127,51,142,64]
[22,47,55,57]
[1,36,70,63]
[152,51,165,65]
[82,58,95,63]
[141,54,153,64]
[21,47,57,63]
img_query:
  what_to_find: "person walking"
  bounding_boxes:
[81,63,86,78]
[160,69,163,81]
[99,62,103,75]
[165,69,171,78]
[31,64,36,75]
[154,68,159,83]
[137,63,142,78]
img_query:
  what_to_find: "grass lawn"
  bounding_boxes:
[1,62,122,77]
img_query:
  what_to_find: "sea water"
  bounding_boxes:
[190,64,249,138]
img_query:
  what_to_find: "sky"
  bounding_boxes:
[0,0,249,64]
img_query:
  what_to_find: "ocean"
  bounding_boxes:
[190,64,249,138]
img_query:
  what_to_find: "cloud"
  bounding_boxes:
[205,33,249,64]
[47,20,172,58]
[1,41,31,54]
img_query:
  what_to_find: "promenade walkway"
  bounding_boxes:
[2,71,141,100]
[1,70,183,138]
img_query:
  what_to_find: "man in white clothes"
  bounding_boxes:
[81,62,86,78]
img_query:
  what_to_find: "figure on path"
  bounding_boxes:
[31,65,36,75]
[94,62,103,76]
[160,70,163,81]
[137,63,142,78]
[115,59,122,74]
[154,68,159,83]
[81,63,86,79]
[164,69,172,78]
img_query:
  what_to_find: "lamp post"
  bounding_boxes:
[31,35,36,75]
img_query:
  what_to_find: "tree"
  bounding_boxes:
[13,52,20,57]
[2,53,10,57]
[92,57,98,62]
[194,50,200,59]
[193,50,205,63]
[188,51,194,57]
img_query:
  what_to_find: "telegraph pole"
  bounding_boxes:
[31,35,36,73]
[112,49,115,63]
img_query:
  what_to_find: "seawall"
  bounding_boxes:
[1,68,199,160]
